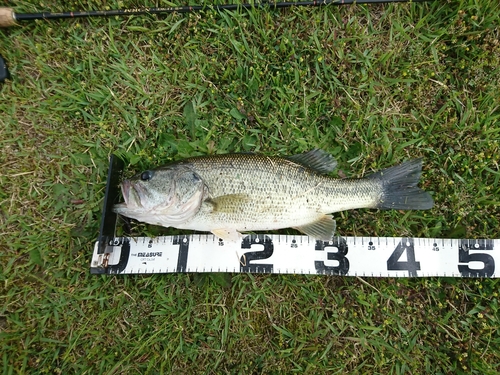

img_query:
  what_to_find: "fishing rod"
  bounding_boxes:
[0,0,432,28]
[0,0,432,82]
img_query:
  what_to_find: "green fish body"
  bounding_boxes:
[113,150,433,241]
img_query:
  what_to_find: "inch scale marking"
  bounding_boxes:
[90,235,498,277]
[90,155,498,278]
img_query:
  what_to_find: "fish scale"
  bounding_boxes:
[179,154,379,230]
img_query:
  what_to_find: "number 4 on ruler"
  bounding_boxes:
[387,238,420,276]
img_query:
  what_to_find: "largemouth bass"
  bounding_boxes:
[113,150,433,241]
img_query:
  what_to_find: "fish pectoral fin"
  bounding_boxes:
[207,194,250,214]
[211,228,242,242]
[286,149,337,174]
[293,215,336,241]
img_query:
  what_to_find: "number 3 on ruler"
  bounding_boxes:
[315,238,349,275]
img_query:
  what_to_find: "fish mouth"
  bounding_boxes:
[120,180,131,206]
[115,180,148,210]
[113,180,133,213]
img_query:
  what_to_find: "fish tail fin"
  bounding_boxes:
[369,158,434,210]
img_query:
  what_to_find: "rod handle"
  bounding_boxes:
[0,8,16,27]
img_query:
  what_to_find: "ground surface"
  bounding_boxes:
[1,0,499,373]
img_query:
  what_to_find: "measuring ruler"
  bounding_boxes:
[91,155,498,277]
[90,234,498,277]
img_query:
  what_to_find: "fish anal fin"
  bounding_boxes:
[211,228,242,242]
[293,215,336,241]
[287,149,337,174]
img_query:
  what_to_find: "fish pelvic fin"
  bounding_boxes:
[286,149,337,174]
[293,214,336,241]
[212,228,242,242]
[369,158,434,210]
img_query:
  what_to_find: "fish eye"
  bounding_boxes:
[140,170,154,181]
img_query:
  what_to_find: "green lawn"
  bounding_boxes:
[1,0,499,373]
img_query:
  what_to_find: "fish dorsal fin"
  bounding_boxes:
[286,149,337,174]
[293,215,336,241]
[206,194,251,214]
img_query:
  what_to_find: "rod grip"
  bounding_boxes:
[0,8,16,27]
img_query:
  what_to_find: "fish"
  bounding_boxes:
[112,149,434,241]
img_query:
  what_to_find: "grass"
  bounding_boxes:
[1,0,500,373]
